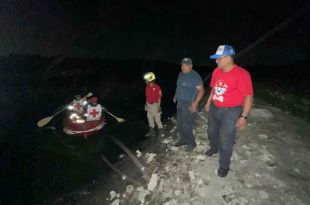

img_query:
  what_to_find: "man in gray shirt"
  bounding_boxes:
[173,58,205,152]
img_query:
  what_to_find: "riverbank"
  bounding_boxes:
[80,98,310,205]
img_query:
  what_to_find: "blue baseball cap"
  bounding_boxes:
[210,45,236,59]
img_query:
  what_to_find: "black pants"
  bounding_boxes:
[208,103,242,169]
[177,102,197,146]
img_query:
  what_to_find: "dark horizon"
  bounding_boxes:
[0,0,309,65]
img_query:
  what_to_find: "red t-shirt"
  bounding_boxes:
[145,83,162,103]
[210,65,253,107]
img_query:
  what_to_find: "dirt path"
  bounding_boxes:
[82,99,310,205]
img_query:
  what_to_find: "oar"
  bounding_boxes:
[106,111,125,123]
[37,92,93,127]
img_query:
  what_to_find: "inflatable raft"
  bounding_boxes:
[63,111,106,137]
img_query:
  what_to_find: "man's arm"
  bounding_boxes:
[193,85,205,105]
[236,95,254,130]
[190,85,205,112]
[241,95,254,117]
[205,88,213,112]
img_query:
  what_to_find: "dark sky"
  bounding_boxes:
[0,0,309,65]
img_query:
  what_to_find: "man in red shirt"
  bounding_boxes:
[144,72,163,137]
[205,45,254,177]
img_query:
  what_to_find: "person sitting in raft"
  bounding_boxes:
[84,97,108,122]
[70,94,87,114]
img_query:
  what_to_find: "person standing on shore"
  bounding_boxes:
[174,58,205,152]
[144,72,164,137]
[205,45,254,177]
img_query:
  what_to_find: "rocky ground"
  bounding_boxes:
[80,99,310,205]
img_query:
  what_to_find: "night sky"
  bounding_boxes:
[0,0,309,65]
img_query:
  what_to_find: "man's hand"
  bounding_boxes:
[205,102,211,112]
[173,96,176,103]
[236,117,247,131]
[189,102,198,113]
[144,104,148,111]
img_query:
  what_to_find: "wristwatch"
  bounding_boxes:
[240,115,248,120]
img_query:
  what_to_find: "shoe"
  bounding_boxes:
[218,167,229,177]
[145,127,155,137]
[174,141,186,147]
[185,145,195,152]
[205,148,218,157]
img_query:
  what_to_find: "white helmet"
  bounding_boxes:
[143,72,156,82]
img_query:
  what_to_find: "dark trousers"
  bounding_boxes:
[177,102,197,146]
[208,103,242,169]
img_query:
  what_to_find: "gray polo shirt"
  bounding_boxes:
[176,70,203,103]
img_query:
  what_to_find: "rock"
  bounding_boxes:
[246,184,252,188]
[125,185,135,196]
[222,194,233,203]
[136,150,142,158]
[137,187,150,204]
[170,147,179,151]
[196,155,206,161]
[258,134,268,140]
[174,190,181,196]
[162,139,170,144]
[240,159,248,164]
[255,173,261,178]
[148,174,159,191]
[164,199,177,205]
[242,145,250,150]
[258,190,269,200]
[146,153,157,164]
[118,154,125,159]
[110,199,120,205]
[158,178,164,190]
[189,171,195,181]
[170,127,176,133]
[110,190,116,200]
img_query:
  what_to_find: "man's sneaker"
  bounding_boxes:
[205,149,218,157]
[185,145,195,152]
[218,167,229,177]
[174,141,186,147]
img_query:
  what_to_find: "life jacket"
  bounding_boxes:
[86,104,102,121]
[72,99,86,113]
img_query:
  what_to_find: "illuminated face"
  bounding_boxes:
[181,64,192,73]
[215,56,230,68]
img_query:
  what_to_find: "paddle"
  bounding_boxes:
[106,111,125,123]
[37,92,93,127]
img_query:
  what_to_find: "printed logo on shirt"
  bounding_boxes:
[213,79,228,102]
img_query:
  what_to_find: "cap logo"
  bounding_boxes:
[216,46,224,55]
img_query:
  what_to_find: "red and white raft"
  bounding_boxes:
[63,111,106,137]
